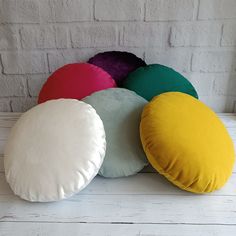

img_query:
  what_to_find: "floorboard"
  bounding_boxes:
[2,222,236,236]
[0,113,235,235]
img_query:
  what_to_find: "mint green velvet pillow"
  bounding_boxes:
[83,88,148,178]
[122,64,198,101]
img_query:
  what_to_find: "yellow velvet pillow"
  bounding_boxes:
[140,92,235,193]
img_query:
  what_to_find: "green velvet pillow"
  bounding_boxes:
[83,88,148,178]
[122,64,198,101]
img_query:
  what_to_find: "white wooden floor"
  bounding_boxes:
[0,112,236,236]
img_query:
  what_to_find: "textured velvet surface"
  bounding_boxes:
[140,92,235,193]
[123,64,198,101]
[4,99,106,202]
[38,63,116,104]
[83,88,148,178]
[88,51,146,85]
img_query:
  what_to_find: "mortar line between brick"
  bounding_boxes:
[0,55,4,75]
[93,0,96,21]
[2,44,235,54]
[195,0,201,20]
[190,53,194,72]
[118,27,122,46]
[9,100,13,112]
[2,18,234,26]
[25,77,31,97]
[18,27,24,50]
[220,24,224,47]
[143,0,147,22]
[46,53,50,75]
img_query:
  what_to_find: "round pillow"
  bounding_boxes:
[88,51,146,85]
[83,88,148,178]
[140,92,235,193]
[4,99,106,202]
[122,64,198,101]
[38,63,116,104]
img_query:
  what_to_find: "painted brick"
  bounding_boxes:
[234,101,236,113]
[188,73,214,96]
[170,22,221,47]
[21,26,55,49]
[199,95,235,113]
[122,23,170,47]
[146,0,195,21]
[213,74,236,96]
[199,0,236,19]
[20,25,69,49]
[11,97,37,112]
[192,51,236,73]
[0,54,2,73]
[0,76,27,97]
[0,0,40,23]
[48,51,85,72]
[222,22,236,46]
[2,52,48,74]
[0,26,18,50]
[55,26,70,48]
[27,74,48,97]
[41,0,92,22]
[48,49,99,72]
[71,24,118,48]
[0,99,11,112]
[206,96,236,112]
[145,49,191,72]
[95,0,143,21]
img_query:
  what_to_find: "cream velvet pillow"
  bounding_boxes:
[4,99,106,202]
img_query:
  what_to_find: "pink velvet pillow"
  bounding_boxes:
[38,63,116,104]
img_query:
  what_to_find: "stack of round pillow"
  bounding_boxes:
[4,51,235,202]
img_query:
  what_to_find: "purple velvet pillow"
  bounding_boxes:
[88,51,146,85]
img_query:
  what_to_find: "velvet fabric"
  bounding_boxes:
[38,63,116,104]
[88,51,146,85]
[4,99,106,202]
[83,88,148,178]
[140,92,235,193]
[122,64,198,101]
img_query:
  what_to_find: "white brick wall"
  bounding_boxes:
[145,0,195,21]
[192,51,236,72]
[222,22,236,46]
[0,0,40,23]
[0,76,27,96]
[20,25,70,49]
[95,0,144,21]
[71,24,118,48]
[198,0,236,20]
[1,52,48,74]
[0,0,235,112]
[170,22,222,47]
[145,49,191,72]
[0,26,19,50]
[122,23,170,47]
[41,0,93,23]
